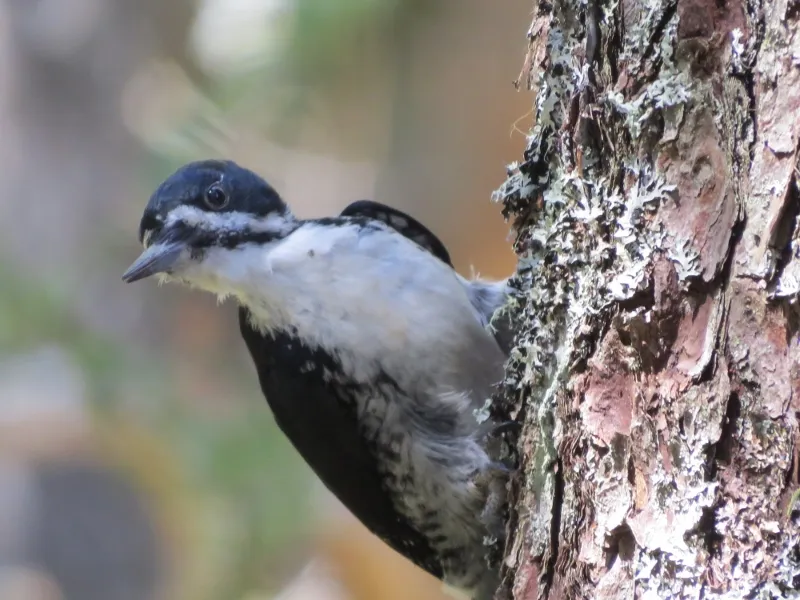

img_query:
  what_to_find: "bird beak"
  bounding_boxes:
[122,239,187,283]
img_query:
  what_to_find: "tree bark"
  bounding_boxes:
[494,0,800,598]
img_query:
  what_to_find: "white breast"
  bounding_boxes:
[192,222,505,397]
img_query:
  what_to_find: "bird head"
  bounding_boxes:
[122,160,296,287]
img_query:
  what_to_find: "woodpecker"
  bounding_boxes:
[122,160,513,600]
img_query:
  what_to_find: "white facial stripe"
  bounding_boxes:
[165,205,294,234]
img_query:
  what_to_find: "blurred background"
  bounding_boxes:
[0,1,531,599]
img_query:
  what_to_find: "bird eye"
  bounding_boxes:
[204,184,229,210]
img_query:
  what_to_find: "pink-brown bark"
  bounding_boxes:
[494,0,800,598]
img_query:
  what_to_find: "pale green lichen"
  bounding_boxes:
[731,28,748,73]
[770,209,800,302]
[772,273,800,300]
[493,1,683,455]
[668,236,703,285]
[473,397,493,424]
[604,11,692,139]
[603,70,692,140]
[620,0,677,65]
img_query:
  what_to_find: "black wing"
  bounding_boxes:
[238,308,442,578]
[341,200,453,266]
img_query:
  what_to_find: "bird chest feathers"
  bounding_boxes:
[207,221,503,393]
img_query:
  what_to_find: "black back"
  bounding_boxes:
[340,200,453,266]
[238,308,442,578]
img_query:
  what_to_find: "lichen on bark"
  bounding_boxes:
[493,0,800,598]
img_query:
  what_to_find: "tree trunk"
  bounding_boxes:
[494,0,800,598]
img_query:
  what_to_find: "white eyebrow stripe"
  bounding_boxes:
[165,205,295,234]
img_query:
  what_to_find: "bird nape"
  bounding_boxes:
[122,159,514,600]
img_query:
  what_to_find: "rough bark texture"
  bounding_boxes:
[493,0,800,598]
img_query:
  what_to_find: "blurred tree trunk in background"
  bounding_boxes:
[375,0,530,277]
[495,0,800,598]
[0,3,198,600]
[0,0,197,342]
